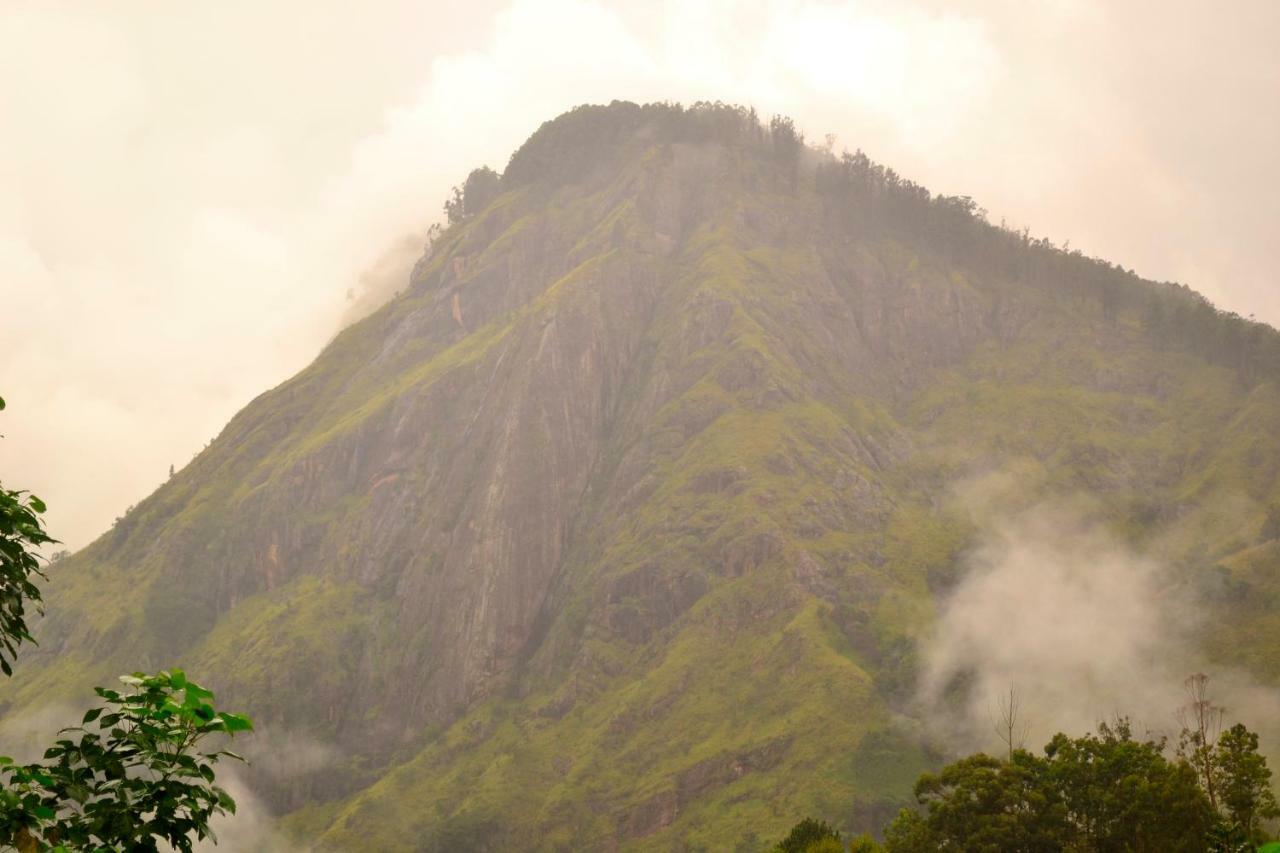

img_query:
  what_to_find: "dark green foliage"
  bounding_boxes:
[1044,719,1213,850]
[887,752,1067,852]
[443,185,464,225]
[444,166,503,225]
[0,488,51,678]
[846,834,883,853]
[504,100,773,187]
[0,394,55,677]
[768,114,802,156]
[769,114,803,190]
[811,145,1280,382]
[1206,821,1255,853]
[461,166,501,217]
[499,101,1280,385]
[0,669,252,852]
[882,808,932,852]
[1214,723,1279,842]
[774,817,842,852]
[883,721,1217,852]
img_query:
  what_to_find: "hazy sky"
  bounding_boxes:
[2,0,1278,550]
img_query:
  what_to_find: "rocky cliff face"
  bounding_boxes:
[8,102,1280,849]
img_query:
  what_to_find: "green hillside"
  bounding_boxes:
[5,102,1279,850]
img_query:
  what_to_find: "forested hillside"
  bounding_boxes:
[5,101,1279,850]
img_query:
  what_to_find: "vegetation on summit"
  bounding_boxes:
[455,100,1280,382]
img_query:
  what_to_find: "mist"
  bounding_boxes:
[919,502,1280,758]
[190,769,301,853]
[191,727,337,853]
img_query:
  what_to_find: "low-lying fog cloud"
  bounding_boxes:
[192,726,336,853]
[919,503,1280,756]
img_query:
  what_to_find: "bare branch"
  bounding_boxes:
[994,683,1031,760]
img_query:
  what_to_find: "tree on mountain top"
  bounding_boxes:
[444,166,503,225]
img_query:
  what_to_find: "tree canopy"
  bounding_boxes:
[778,700,1275,852]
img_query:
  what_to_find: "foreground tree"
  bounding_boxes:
[1215,722,1280,843]
[0,670,251,851]
[879,720,1235,852]
[1043,719,1213,850]
[0,395,252,851]
[884,751,1068,852]
[0,395,53,677]
[1176,674,1280,846]
[1180,673,1226,812]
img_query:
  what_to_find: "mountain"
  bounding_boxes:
[6,101,1280,850]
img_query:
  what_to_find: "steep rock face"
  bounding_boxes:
[7,102,1280,848]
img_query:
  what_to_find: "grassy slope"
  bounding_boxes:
[298,213,929,850]
[5,112,1279,850]
[302,189,1277,848]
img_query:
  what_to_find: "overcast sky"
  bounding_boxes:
[2,0,1278,550]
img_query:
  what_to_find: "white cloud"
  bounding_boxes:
[1,0,1276,549]
[920,505,1280,755]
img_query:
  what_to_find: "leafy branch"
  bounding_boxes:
[0,669,252,852]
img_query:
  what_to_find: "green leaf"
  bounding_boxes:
[82,708,102,724]
[183,682,214,701]
[28,496,46,514]
[216,713,253,733]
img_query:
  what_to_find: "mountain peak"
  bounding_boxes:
[11,102,1280,849]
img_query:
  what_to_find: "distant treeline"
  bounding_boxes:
[811,143,1280,385]
[441,100,1280,386]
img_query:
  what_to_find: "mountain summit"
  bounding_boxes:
[9,101,1280,849]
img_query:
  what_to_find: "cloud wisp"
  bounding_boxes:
[919,504,1280,757]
